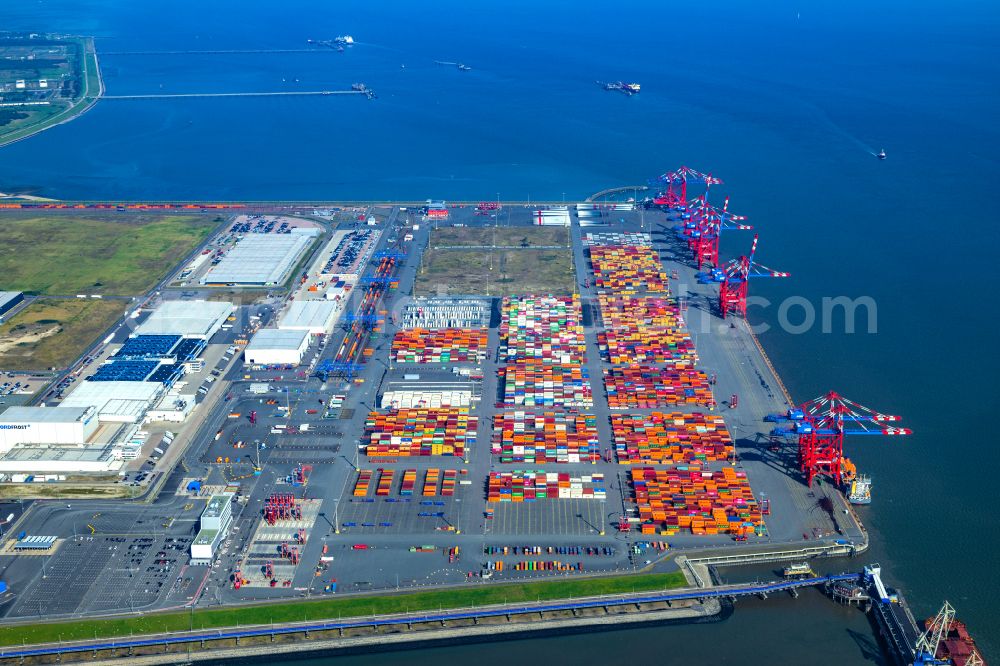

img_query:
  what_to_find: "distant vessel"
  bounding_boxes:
[848,474,872,505]
[782,562,816,579]
[308,37,354,51]
[877,148,886,160]
[434,61,471,71]
[599,81,641,96]
[351,83,377,100]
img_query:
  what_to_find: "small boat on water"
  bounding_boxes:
[782,562,816,579]
[877,148,886,160]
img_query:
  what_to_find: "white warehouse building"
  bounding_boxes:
[0,406,99,453]
[278,300,342,336]
[201,229,319,286]
[244,328,310,366]
[136,300,234,339]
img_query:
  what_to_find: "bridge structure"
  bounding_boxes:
[96,90,366,101]
[585,185,649,202]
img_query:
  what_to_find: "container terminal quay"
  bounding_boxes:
[0,175,984,666]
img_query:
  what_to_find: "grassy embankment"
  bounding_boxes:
[0,571,688,647]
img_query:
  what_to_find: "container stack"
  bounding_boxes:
[597,294,696,365]
[487,471,606,502]
[441,469,457,496]
[422,468,440,496]
[376,469,395,496]
[400,469,417,496]
[492,411,600,463]
[611,412,734,465]
[502,361,592,407]
[498,295,586,363]
[584,231,652,247]
[630,466,760,537]
[604,366,713,409]
[365,408,476,457]
[353,470,374,497]
[588,245,669,294]
[391,328,488,364]
[499,295,592,408]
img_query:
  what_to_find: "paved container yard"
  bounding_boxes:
[0,201,866,623]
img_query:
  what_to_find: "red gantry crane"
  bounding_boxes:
[652,166,722,208]
[718,234,789,318]
[767,391,911,487]
[685,196,753,269]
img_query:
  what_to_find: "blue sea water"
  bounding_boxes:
[2,1,999,662]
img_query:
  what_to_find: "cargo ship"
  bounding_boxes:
[921,607,988,666]
[598,81,641,96]
[848,474,872,504]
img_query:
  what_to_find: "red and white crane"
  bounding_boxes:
[718,234,789,318]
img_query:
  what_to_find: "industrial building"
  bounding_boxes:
[59,381,163,424]
[0,406,98,452]
[190,493,235,563]
[400,297,491,329]
[0,444,121,474]
[278,300,342,335]
[244,328,310,366]
[135,300,234,339]
[380,379,477,409]
[145,391,195,423]
[0,291,24,319]
[201,229,320,286]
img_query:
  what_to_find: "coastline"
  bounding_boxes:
[0,35,104,150]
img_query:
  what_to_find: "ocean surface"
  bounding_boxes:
[2,0,999,662]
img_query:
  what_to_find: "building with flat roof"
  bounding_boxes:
[145,392,195,423]
[244,328,310,366]
[278,300,342,335]
[201,229,319,286]
[401,297,491,329]
[136,300,234,339]
[0,406,98,451]
[0,444,122,474]
[59,381,163,423]
[0,291,24,319]
[191,493,234,562]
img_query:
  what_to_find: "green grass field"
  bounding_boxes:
[416,227,575,296]
[0,214,215,295]
[0,571,687,647]
[0,298,124,370]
